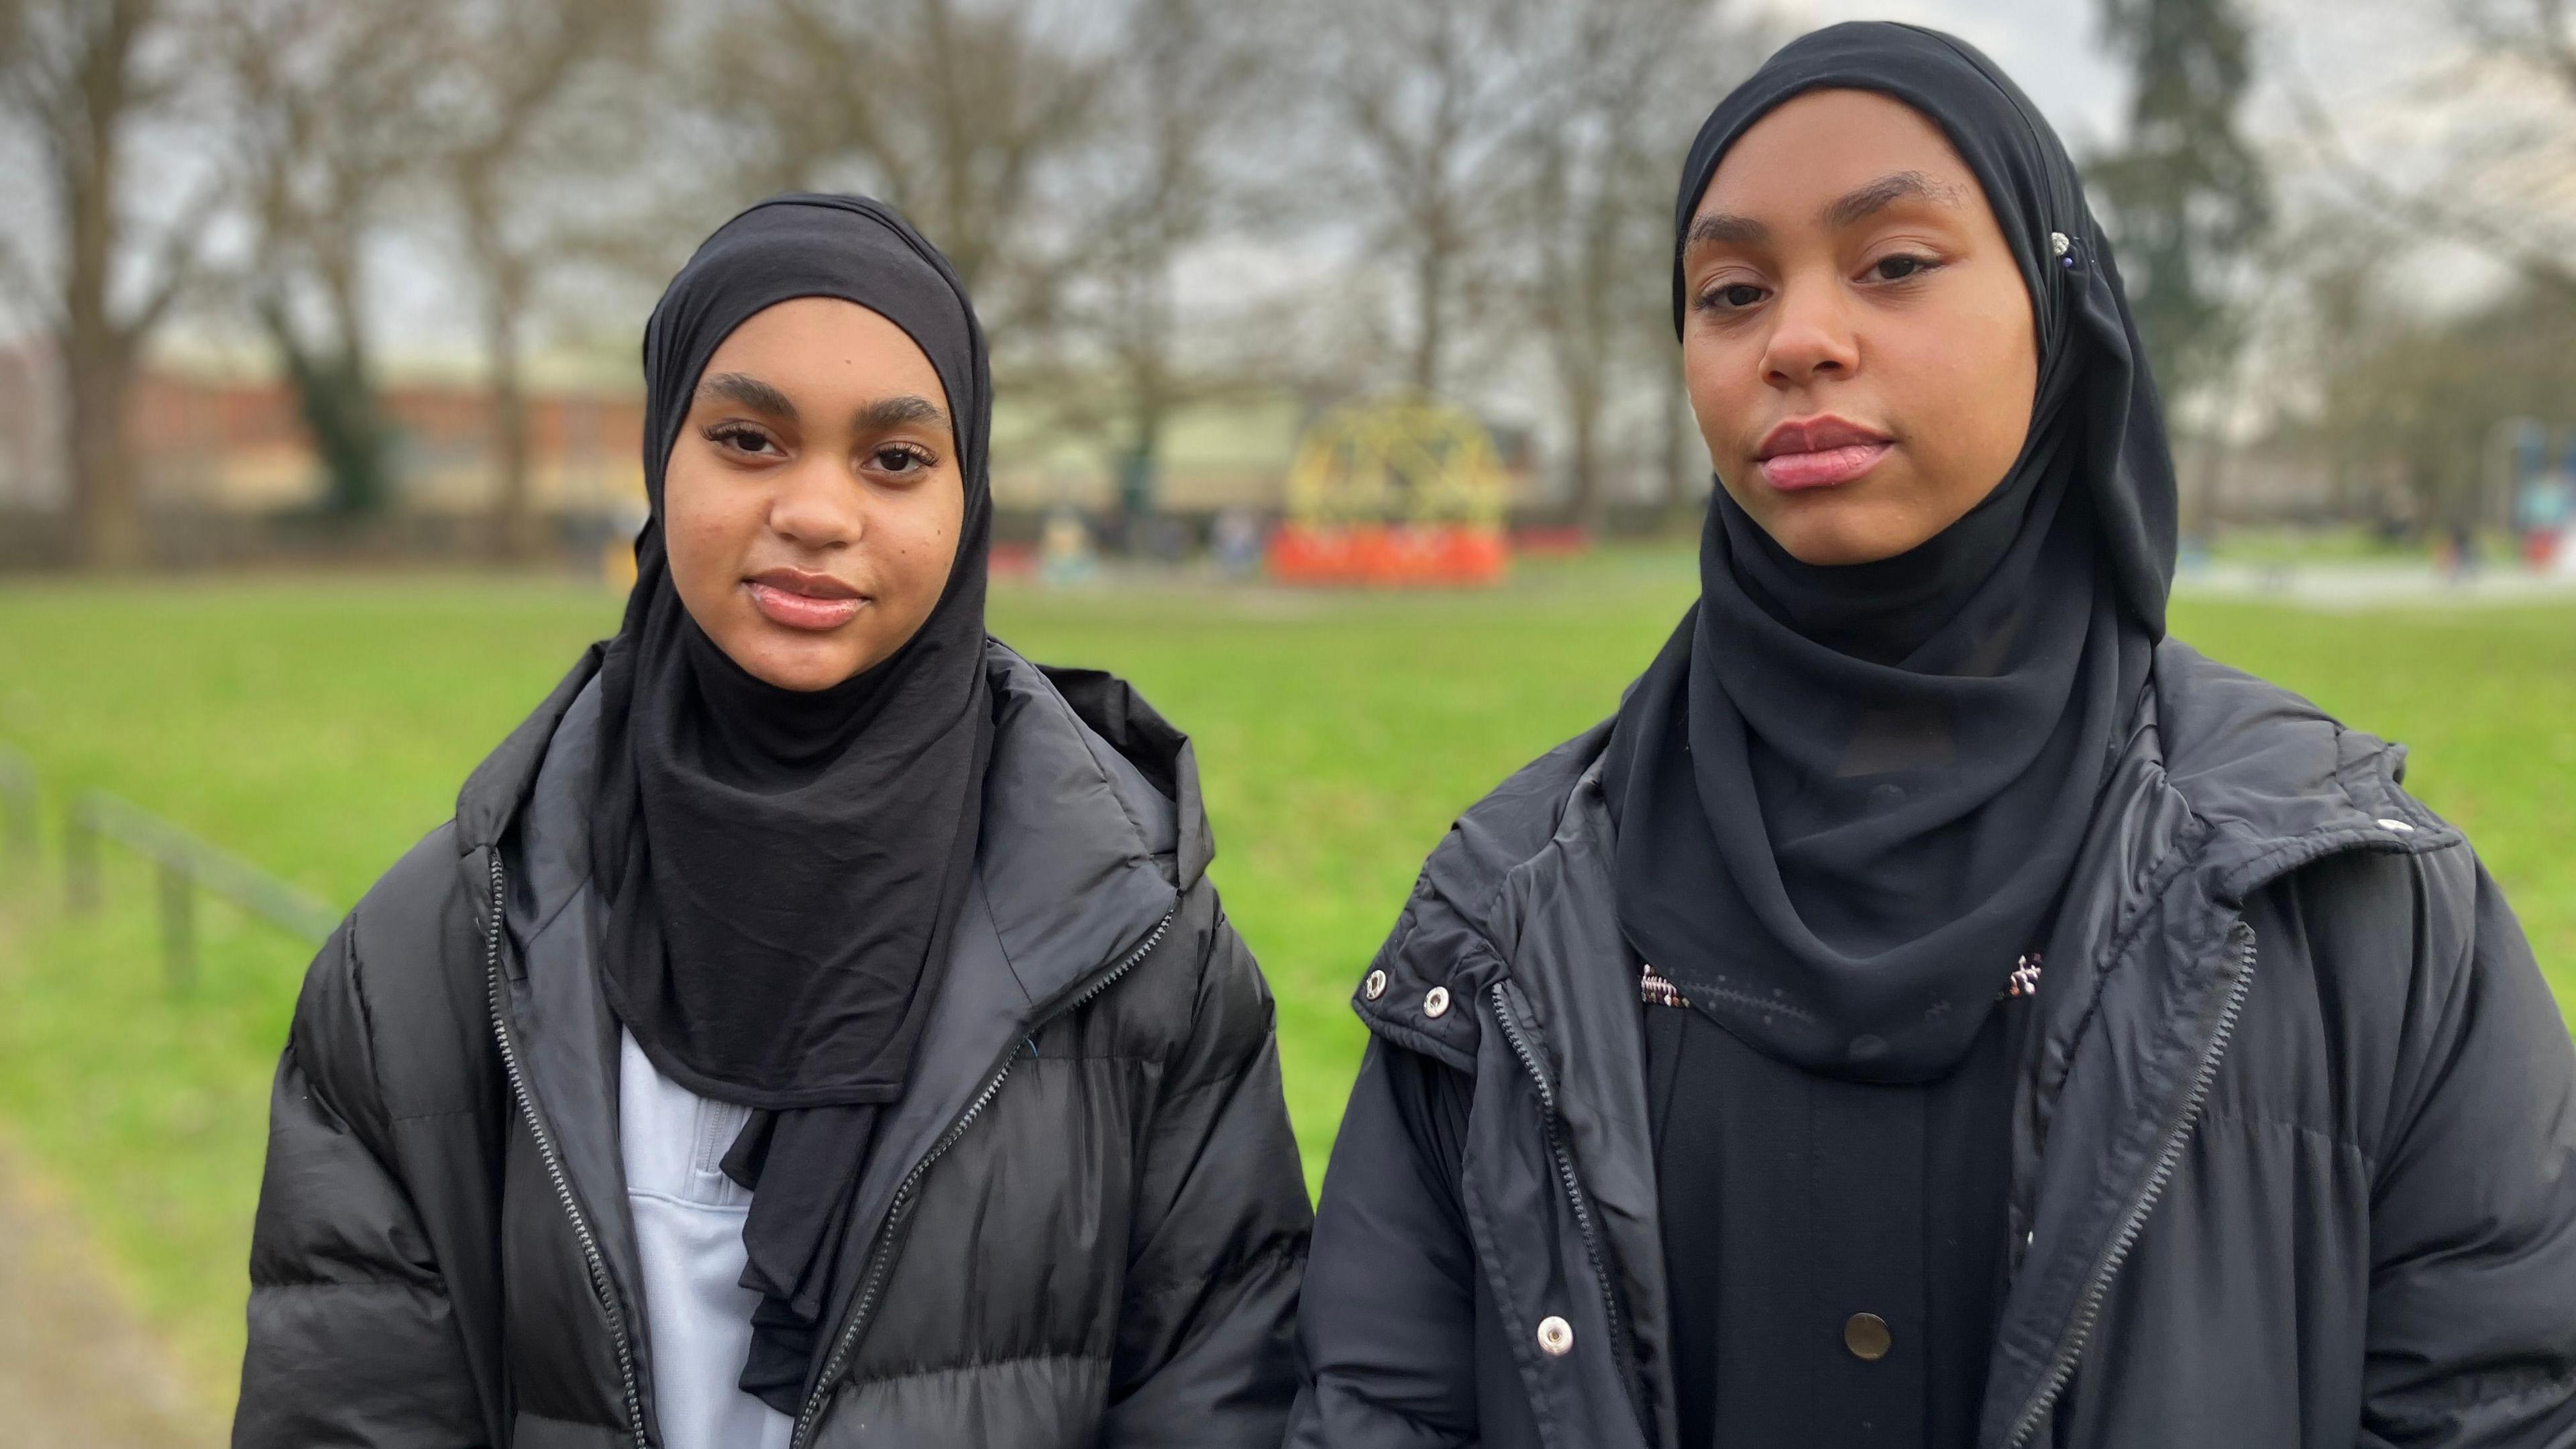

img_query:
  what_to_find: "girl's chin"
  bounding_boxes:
[719,632,875,693]
[1752,500,1945,568]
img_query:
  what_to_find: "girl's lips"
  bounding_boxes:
[747,581,867,631]
[1757,440,1892,491]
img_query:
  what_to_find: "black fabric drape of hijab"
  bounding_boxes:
[1602,22,2178,1083]
[589,194,995,1413]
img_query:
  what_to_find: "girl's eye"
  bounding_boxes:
[1699,281,1769,313]
[1870,254,1938,282]
[872,445,934,474]
[707,423,779,456]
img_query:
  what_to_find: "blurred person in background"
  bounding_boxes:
[1291,23,2576,1449]
[231,195,1309,1449]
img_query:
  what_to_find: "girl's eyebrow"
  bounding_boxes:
[1686,170,1968,256]
[696,371,797,419]
[1821,170,1966,228]
[1686,213,1769,250]
[853,394,949,433]
[694,376,948,437]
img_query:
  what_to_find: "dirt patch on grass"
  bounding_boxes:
[0,1134,225,1449]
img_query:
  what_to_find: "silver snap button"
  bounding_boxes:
[1364,969,1389,1001]
[1536,1315,1574,1356]
[2049,230,2072,257]
[2375,818,2415,833]
[1422,985,1451,1018]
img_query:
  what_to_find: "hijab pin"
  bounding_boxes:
[2049,230,2078,270]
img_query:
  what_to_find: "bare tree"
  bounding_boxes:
[695,0,1107,301]
[0,0,221,567]
[2264,199,2576,535]
[1006,0,1281,531]
[2288,1,2576,303]
[213,0,441,517]
[1509,0,1723,531]
[423,0,655,559]
[1305,0,1538,398]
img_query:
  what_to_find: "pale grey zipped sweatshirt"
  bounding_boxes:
[618,1028,792,1449]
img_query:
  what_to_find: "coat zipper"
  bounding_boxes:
[1999,922,2257,1449]
[1488,981,1652,1442]
[481,853,647,1449]
[788,904,1178,1449]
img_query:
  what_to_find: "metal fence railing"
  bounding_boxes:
[0,744,336,994]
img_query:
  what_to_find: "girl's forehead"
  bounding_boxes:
[1697,88,1987,221]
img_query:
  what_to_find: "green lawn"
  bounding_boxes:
[0,555,2569,1411]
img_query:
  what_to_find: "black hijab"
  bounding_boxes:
[1603,23,2177,1083]
[589,194,994,1412]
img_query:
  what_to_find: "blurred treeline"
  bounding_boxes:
[3,0,2576,568]
[0,0,1743,567]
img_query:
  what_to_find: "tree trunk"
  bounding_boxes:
[1119,396,1166,556]
[1660,354,1700,531]
[1411,231,1446,397]
[486,282,536,559]
[318,244,395,516]
[66,342,144,568]
[2187,431,2227,544]
[62,8,145,570]
[467,186,539,561]
[263,304,394,518]
[1565,376,1606,535]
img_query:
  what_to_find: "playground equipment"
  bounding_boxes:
[2501,418,2576,572]
[1269,394,1511,586]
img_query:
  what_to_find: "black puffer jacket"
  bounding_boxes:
[234,643,1311,1449]
[1289,641,2576,1449]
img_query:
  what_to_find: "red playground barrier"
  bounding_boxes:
[1269,395,1513,588]
[1267,523,1509,587]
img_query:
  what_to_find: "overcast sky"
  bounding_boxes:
[1768,0,2460,150]
[1776,0,2131,147]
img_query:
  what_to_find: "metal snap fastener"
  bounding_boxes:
[1536,1315,1574,1356]
[2375,818,2415,833]
[1423,985,1452,1018]
[1364,969,1389,1001]
[2049,230,2072,256]
[1845,1311,1892,1361]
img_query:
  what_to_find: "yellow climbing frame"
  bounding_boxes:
[1285,394,1509,528]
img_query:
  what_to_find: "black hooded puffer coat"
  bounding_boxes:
[233,642,1311,1449]
[1289,641,2576,1449]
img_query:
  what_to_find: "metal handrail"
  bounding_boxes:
[64,788,338,993]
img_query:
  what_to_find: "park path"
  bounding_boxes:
[0,894,221,1448]
[0,1136,223,1449]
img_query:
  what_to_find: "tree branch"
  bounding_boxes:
[2284,62,2576,299]
[119,169,229,348]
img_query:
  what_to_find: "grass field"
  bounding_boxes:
[1,553,2570,1410]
